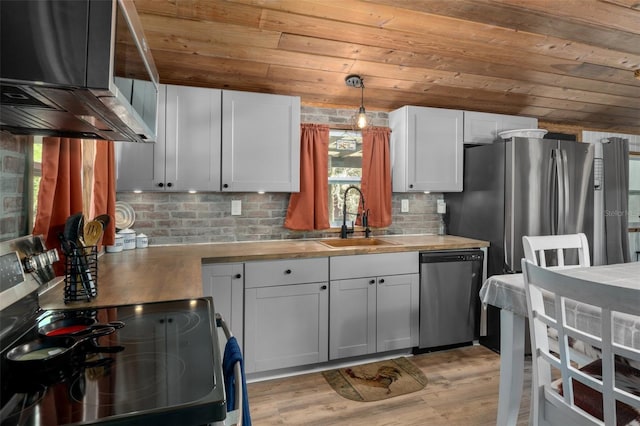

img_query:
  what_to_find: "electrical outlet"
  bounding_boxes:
[401,199,409,213]
[437,199,446,214]
[231,200,242,215]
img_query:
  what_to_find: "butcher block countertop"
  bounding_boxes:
[39,234,488,310]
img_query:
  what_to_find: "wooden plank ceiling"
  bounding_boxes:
[134,0,640,134]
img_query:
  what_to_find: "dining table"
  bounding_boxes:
[479,261,640,426]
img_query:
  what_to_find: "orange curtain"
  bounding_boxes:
[33,137,84,275]
[284,124,330,230]
[361,127,392,227]
[92,140,116,246]
[33,137,117,274]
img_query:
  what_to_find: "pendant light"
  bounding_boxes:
[345,74,368,129]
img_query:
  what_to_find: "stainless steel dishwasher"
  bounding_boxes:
[417,250,484,351]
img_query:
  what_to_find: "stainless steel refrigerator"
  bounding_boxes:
[445,137,594,351]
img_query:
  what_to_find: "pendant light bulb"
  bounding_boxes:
[357,81,367,129]
[357,106,368,129]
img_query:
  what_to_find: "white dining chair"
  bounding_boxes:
[522,233,590,269]
[523,234,596,368]
[522,259,640,426]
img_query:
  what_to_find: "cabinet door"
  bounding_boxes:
[463,111,501,144]
[115,141,160,191]
[391,106,463,192]
[376,273,419,352]
[115,82,166,191]
[329,277,376,359]
[202,263,244,349]
[164,85,222,191]
[221,90,300,192]
[464,112,538,144]
[409,107,463,192]
[244,282,328,373]
[500,115,537,133]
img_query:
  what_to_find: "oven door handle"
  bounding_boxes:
[216,313,243,426]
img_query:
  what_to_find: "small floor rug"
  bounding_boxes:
[322,357,428,402]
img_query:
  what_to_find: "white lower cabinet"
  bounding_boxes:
[376,273,420,351]
[201,262,244,350]
[243,258,329,373]
[209,252,421,373]
[329,252,420,360]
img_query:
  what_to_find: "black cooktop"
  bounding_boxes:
[0,298,226,426]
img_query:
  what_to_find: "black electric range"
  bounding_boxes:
[0,237,226,426]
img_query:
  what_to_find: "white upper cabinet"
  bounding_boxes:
[116,84,222,192]
[161,85,222,191]
[463,111,538,144]
[222,90,300,192]
[117,86,301,193]
[390,106,463,192]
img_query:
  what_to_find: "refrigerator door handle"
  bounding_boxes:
[558,148,570,235]
[551,148,561,235]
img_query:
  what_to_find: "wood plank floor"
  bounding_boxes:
[247,345,532,425]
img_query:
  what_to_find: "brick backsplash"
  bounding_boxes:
[116,106,444,245]
[0,131,28,240]
[117,192,443,245]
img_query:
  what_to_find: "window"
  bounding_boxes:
[328,129,362,227]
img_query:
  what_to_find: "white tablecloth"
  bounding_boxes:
[480,262,640,349]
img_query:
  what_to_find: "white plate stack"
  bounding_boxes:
[498,129,548,140]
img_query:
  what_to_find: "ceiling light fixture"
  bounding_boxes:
[345,74,368,129]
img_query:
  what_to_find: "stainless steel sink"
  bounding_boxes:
[318,238,397,248]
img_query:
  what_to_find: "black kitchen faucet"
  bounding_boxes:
[340,185,371,238]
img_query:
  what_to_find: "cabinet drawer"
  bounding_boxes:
[330,252,418,280]
[245,257,328,288]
